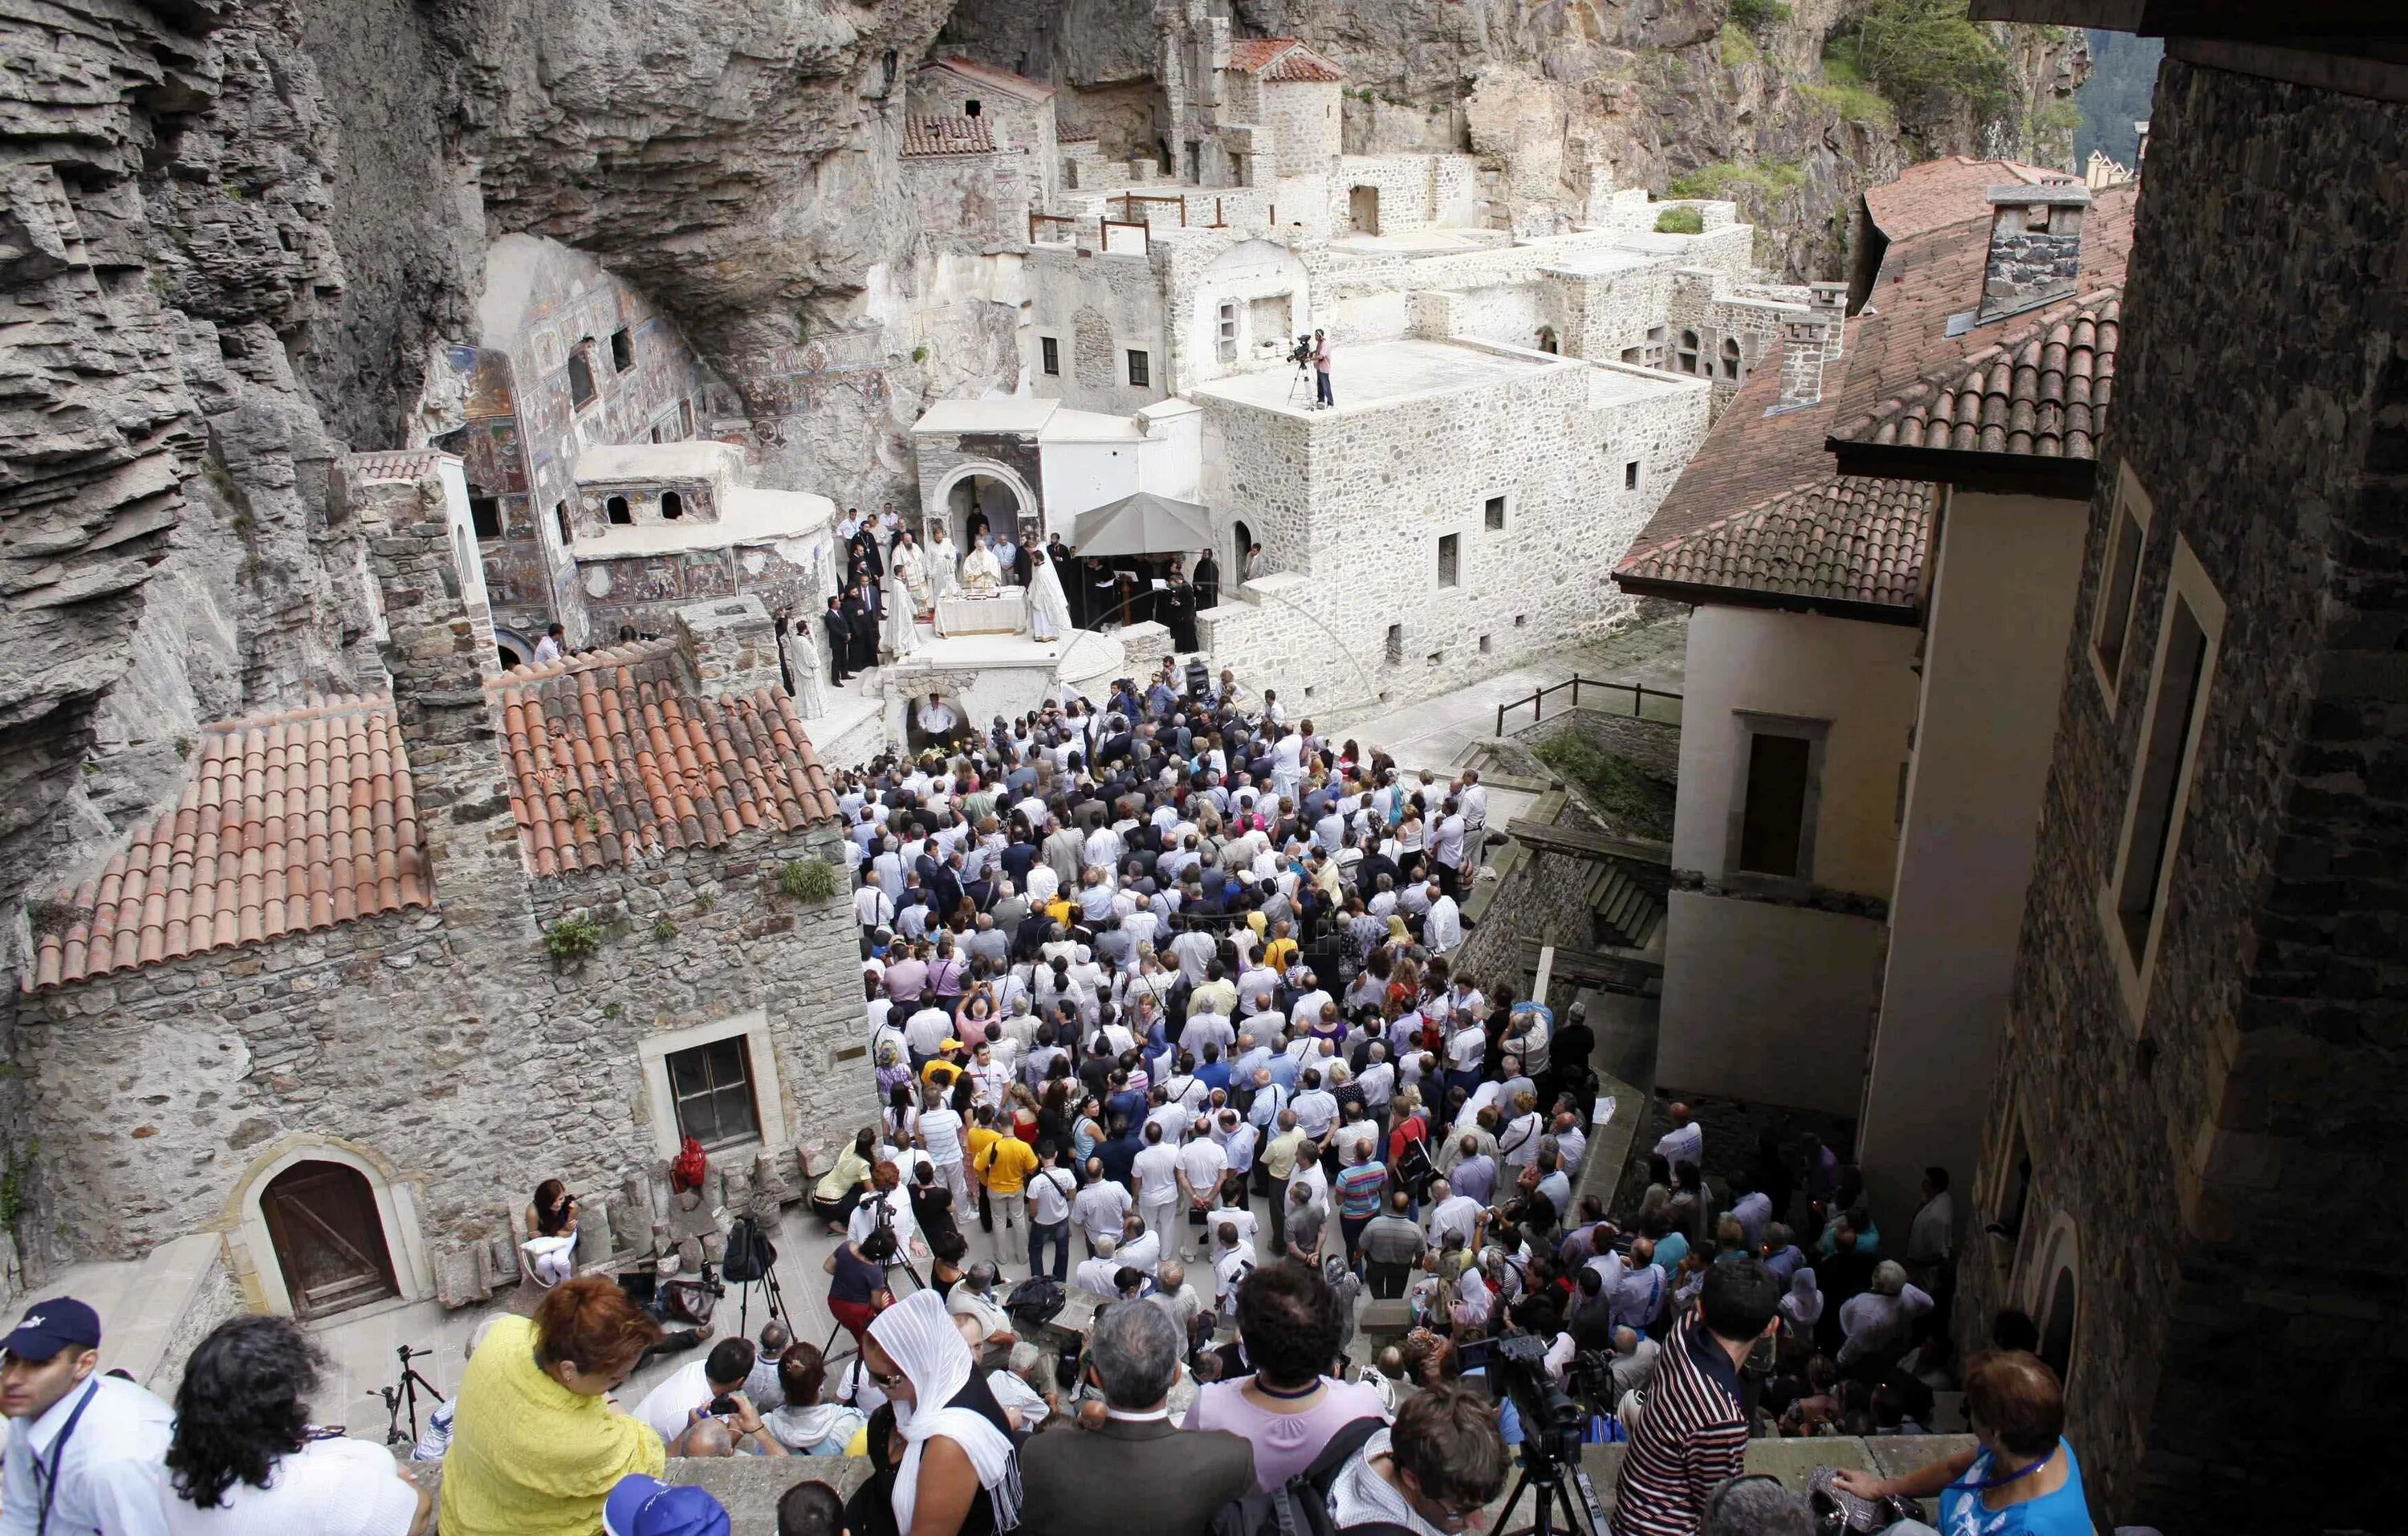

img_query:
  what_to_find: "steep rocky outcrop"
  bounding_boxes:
[0,0,952,938]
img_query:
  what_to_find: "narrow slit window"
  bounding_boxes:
[2113,590,2212,964]
[1737,731,1812,878]
[1436,533,1459,589]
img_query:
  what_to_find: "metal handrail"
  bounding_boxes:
[1495,674,1682,736]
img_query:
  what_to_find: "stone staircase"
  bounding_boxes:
[1585,858,1665,951]
[46,1232,234,1391]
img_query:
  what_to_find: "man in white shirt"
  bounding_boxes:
[533,622,565,665]
[1446,1019,1487,1099]
[853,881,895,931]
[0,1298,174,1536]
[1211,1110,1258,1180]
[1291,1070,1339,1142]
[1906,1169,1956,1270]
[1070,1162,1133,1257]
[1425,1178,1487,1252]
[1653,1102,1703,1170]
[1131,1124,1182,1240]
[1422,883,1463,952]
[1168,926,1217,985]
[635,1338,768,1447]
[1287,974,1333,1034]
[1182,1008,1235,1061]
[966,1042,1012,1113]
[1116,1215,1162,1273]
[1072,1237,1123,1297]
[1234,962,1279,1016]
[1208,1220,1258,1318]
[920,1098,970,1211]
[1175,1129,1230,1229]
[904,1002,954,1065]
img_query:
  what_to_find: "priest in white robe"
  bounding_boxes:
[958,532,1004,595]
[1027,550,1072,642]
[929,528,960,605]
[884,568,920,658]
[893,533,931,612]
[781,621,829,718]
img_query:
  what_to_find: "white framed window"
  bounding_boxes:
[640,1009,787,1159]
[2098,534,2224,1028]
[1482,493,1507,532]
[1436,533,1460,588]
[2088,460,2154,708]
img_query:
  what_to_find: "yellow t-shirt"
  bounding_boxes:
[436,1314,665,1536]
[966,1124,1001,1177]
[980,1134,1039,1195]
[922,1060,963,1094]
[1263,937,1299,973]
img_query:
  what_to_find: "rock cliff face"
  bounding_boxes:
[0,0,950,937]
[942,0,2083,281]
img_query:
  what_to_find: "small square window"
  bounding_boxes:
[1625,461,1641,491]
[1483,495,1506,531]
[609,328,633,371]
[1436,533,1459,588]
[1479,634,1492,654]
[1385,624,1403,665]
[1127,349,1150,388]
[1041,336,1060,376]
[666,1037,760,1151]
[965,98,982,117]
[468,495,502,540]
[1514,613,1527,628]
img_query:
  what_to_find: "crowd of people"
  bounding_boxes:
[0,667,2090,1536]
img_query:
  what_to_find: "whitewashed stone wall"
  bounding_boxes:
[1195,349,1710,713]
[1027,246,1166,411]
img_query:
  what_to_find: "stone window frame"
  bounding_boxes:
[1435,532,1461,589]
[1126,348,1151,389]
[2087,458,2154,711]
[1481,490,1511,534]
[2097,533,2225,1032]
[1040,336,1060,377]
[1719,711,1830,897]
[639,1008,788,1163]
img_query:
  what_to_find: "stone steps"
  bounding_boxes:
[49,1232,229,1390]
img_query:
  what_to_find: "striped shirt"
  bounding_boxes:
[1607,1310,1747,1536]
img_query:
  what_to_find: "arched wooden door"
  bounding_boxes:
[261,1160,399,1320]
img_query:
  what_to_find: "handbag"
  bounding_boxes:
[661,1279,718,1326]
[1806,1466,1926,1534]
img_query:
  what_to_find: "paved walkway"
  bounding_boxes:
[1324,609,1688,773]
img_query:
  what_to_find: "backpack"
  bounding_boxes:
[670,1135,710,1194]
[1003,1275,1068,1326]
[722,1214,776,1285]
[1206,1415,1413,1536]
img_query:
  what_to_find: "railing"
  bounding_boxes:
[1100,217,1149,255]
[1028,210,1080,244]
[1495,674,1682,736]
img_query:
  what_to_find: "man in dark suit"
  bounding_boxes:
[1016,1299,1255,1536]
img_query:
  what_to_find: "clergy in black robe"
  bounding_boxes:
[1161,568,1200,653]
[849,529,884,581]
[1091,562,1121,629]
[822,597,855,684]
[1010,537,1033,588]
[1193,550,1220,611]
[840,585,877,671]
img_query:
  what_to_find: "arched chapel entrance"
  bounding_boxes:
[946,474,1024,554]
[261,1160,399,1321]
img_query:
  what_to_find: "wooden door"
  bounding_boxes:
[261,1161,398,1320]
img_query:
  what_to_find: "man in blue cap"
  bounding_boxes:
[603,1473,733,1536]
[0,1295,173,1536]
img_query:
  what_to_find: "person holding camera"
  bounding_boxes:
[826,1227,897,1345]
[633,1338,788,1457]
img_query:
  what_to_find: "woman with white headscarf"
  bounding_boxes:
[1779,1265,1823,1336]
[863,1289,1022,1536]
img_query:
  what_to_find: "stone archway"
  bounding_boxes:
[929,459,1039,553]
[221,1135,434,1319]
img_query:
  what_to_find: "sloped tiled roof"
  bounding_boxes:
[1833,294,2119,460]
[902,115,997,157]
[1615,170,2137,613]
[27,695,431,992]
[1057,127,1099,144]
[1617,478,1934,614]
[1863,156,2073,242]
[487,642,840,878]
[919,55,1056,103]
[1227,39,1344,82]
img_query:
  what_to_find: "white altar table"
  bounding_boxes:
[935,587,1027,635]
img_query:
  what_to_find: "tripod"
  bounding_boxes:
[734,1259,790,1336]
[370,1344,445,1447]
[1486,1432,1602,1536]
[1287,361,1314,409]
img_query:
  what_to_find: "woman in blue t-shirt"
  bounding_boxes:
[1833,1350,2090,1536]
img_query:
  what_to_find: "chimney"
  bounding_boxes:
[336,450,523,924]
[1775,317,1828,410]
[1979,183,2090,322]
[673,595,784,699]
[1808,281,1848,361]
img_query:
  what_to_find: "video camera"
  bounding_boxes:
[1288,334,1314,369]
[1486,1333,1586,1457]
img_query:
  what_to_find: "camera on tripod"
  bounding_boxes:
[1287,334,1314,369]
[1470,1332,1606,1536]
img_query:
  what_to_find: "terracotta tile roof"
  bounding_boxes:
[919,55,1056,103]
[1227,39,1344,82]
[487,641,841,878]
[1862,156,2075,242]
[340,448,449,486]
[1832,292,2120,460]
[902,115,998,157]
[27,695,431,992]
[1058,127,1099,144]
[1614,171,2134,611]
[1616,477,1934,615]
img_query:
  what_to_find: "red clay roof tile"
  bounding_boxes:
[26,695,433,992]
[1227,39,1344,82]
[902,115,998,157]
[485,640,841,877]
